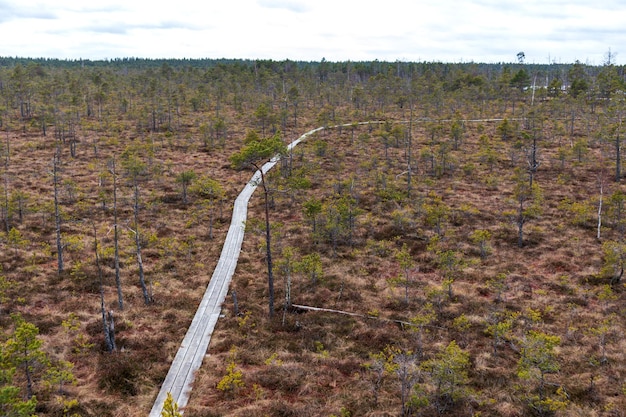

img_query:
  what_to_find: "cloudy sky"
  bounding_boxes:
[1,0,624,64]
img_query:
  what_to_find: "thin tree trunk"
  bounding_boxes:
[93,223,115,352]
[254,163,275,318]
[111,157,123,310]
[285,269,292,309]
[517,198,525,248]
[407,101,413,199]
[16,195,23,223]
[41,109,47,136]
[529,136,538,188]
[232,290,239,316]
[598,181,603,240]
[616,133,621,182]
[25,363,33,399]
[108,311,116,351]
[133,180,151,304]
[282,268,291,327]
[263,176,274,318]
[209,206,214,240]
[4,130,9,234]
[54,148,63,273]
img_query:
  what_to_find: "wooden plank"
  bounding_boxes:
[149,126,325,416]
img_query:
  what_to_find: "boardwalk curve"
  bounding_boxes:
[149,117,507,415]
[149,126,323,416]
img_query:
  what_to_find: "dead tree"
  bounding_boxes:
[93,223,116,352]
[109,156,124,310]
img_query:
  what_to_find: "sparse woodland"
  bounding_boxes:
[0,57,625,417]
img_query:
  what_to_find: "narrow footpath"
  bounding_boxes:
[149,127,323,416]
[149,116,506,415]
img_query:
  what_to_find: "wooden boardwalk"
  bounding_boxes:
[149,127,323,416]
[149,117,525,414]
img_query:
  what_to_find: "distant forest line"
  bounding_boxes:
[1,55,624,84]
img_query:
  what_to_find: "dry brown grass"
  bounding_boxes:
[186,113,625,416]
[1,85,625,417]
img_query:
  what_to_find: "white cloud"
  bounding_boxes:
[0,0,623,64]
[257,0,310,13]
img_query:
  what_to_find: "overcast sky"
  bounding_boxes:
[1,0,624,64]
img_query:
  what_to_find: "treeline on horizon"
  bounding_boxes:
[1,54,626,118]
[1,55,624,84]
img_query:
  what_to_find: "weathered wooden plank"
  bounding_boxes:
[149,127,325,416]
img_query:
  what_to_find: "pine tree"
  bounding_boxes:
[160,392,182,417]
[3,314,50,399]
[517,330,567,415]
[230,132,287,318]
[424,341,470,413]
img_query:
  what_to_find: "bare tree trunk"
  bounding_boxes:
[616,132,621,182]
[133,180,151,304]
[4,127,9,234]
[69,119,77,158]
[110,157,124,310]
[93,223,115,352]
[41,108,47,136]
[209,206,214,240]
[54,148,64,273]
[263,176,274,318]
[231,290,239,316]
[282,269,292,327]
[293,103,298,128]
[517,199,525,248]
[407,101,414,199]
[108,311,116,351]
[598,181,603,240]
[528,135,539,188]
[253,163,275,318]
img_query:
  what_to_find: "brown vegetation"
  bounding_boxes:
[0,58,624,417]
